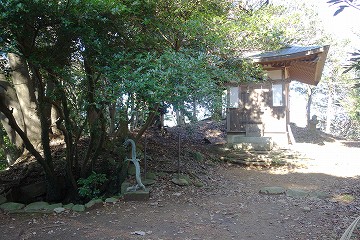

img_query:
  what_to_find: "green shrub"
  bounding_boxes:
[0,126,21,168]
[77,171,108,199]
[0,160,7,171]
[192,151,204,161]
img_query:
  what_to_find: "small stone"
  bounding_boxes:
[105,197,118,203]
[54,207,66,213]
[0,202,25,211]
[85,199,103,209]
[145,172,157,180]
[131,231,146,236]
[0,195,6,205]
[24,201,49,211]
[309,191,329,199]
[142,178,156,186]
[194,181,204,188]
[303,206,311,212]
[286,189,309,198]
[47,203,63,211]
[171,178,190,186]
[157,172,167,177]
[63,203,74,209]
[72,204,85,212]
[259,187,286,195]
[192,152,204,161]
[176,174,191,183]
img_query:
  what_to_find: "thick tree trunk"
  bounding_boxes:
[0,79,25,152]
[0,93,62,201]
[89,112,106,170]
[0,55,62,201]
[52,83,78,193]
[8,53,42,149]
[109,102,116,135]
[81,58,105,177]
[32,65,63,202]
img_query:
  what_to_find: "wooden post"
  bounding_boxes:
[144,134,147,179]
[178,134,180,176]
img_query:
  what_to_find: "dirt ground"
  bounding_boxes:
[1,124,360,240]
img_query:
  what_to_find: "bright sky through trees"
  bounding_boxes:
[270,0,360,47]
[268,0,360,127]
[319,1,360,47]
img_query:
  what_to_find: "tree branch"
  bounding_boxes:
[157,28,175,48]
[0,97,48,170]
[135,103,159,143]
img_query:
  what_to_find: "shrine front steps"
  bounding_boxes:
[227,136,273,151]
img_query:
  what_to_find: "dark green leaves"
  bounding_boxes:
[344,50,360,73]
[327,0,360,16]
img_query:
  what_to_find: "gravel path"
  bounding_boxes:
[1,124,360,239]
[1,138,360,240]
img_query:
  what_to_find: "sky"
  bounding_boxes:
[268,0,360,126]
[273,0,360,47]
[318,1,360,47]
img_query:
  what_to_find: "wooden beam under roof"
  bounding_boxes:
[248,45,330,85]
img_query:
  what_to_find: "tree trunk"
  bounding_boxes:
[0,93,62,201]
[175,107,186,126]
[325,84,334,133]
[109,102,116,135]
[31,65,63,202]
[114,107,129,141]
[192,100,197,123]
[89,111,106,170]
[135,104,159,142]
[52,82,78,193]
[81,58,105,177]
[47,80,62,136]
[306,86,315,127]
[0,79,25,151]
[8,53,42,149]
[50,104,62,136]
[31,66,54,166]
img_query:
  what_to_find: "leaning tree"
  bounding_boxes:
[0,0,294,201]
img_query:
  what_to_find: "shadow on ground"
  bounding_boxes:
[290,123,339,145]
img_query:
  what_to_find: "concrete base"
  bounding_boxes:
[123,189,150,202]
[227,135,273,151]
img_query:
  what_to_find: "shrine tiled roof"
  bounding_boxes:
[248,45,330,86]
[249,45,328,63]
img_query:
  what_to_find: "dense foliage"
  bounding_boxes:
[0,0,357,202]
[325,0,360,138]
[0,0,296,201]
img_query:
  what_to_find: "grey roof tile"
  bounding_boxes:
[249,45,325,61]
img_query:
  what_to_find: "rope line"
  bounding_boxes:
[340,216,360,240]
